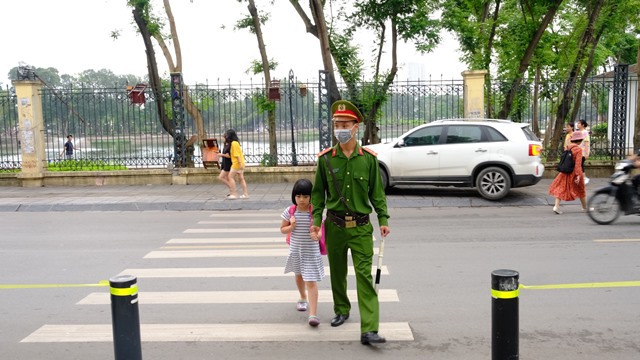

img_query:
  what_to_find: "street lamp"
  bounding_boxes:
[288,69,298,166]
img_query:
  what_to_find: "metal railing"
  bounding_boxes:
[2,76,637,171]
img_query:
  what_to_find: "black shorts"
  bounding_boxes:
[221,158,231,172]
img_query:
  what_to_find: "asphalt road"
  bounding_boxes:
[1,206,638,359]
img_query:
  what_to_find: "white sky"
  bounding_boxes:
[1,0,467,88]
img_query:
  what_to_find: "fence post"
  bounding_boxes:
[462,70,488,119]
[491,269,519,360]
[12,75,46,187]
[110,275,142,360]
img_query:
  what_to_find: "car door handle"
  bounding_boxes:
[426,151,438,155]
[475,149,488,153]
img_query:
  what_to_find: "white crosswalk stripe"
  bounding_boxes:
[118,266,389,278]
[22,322,413,343]
[21,210,411,344]
[77,289,400,305]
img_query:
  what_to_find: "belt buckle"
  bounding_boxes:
[345,216,356,228]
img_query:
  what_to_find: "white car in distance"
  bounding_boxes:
[364,119,545,200]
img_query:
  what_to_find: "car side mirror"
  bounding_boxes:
[395,139,405,148]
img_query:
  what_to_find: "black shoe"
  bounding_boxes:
[361,332,386,345]
[330,314,349,327]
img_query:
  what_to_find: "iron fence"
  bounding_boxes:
[487,76,639,159]
[1,75,637,171]
[0,87,20,170]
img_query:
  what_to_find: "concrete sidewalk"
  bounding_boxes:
[0,178,608,212]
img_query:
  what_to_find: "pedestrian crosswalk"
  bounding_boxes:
[21,210,413,344]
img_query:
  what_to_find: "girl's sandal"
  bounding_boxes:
[308,315,320,327]
[296,300,308,312]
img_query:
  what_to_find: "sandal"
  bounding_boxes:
[308,315,320,327]
[296,300,308,312]
[226,195,237,200]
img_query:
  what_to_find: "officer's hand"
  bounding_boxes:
[380,226,390,238]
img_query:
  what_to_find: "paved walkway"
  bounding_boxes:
[0,178,608,212]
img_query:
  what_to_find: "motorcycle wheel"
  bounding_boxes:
[587,192,621,225]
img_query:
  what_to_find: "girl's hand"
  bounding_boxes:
[290,216,296,230]
[310,225,320,242]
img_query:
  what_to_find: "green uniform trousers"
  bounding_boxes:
[325,219,379,333]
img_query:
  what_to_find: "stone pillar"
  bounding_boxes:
[13,80,46,187]
[462,70,488,118]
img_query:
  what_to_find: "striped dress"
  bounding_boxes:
[282,206,325,282]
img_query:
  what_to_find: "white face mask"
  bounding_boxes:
[334,125,355,144]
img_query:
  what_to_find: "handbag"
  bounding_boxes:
[285,204,326,255]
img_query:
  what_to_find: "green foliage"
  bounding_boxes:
[254,92,276,113]
[48,160,128,171]
[246,59,278,76]
[235,13,270,33]
[591,122,607,139]
[259,153,277,167]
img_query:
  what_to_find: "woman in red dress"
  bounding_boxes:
[548,131,587,214]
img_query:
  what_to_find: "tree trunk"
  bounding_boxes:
[248,0,277,165]
[309,0,341,105]
[160,0,206,150]
[132,5,172,136]
[635,42,640,152]
[532,65,540,137]
[362,19,398,145]
[550,0,604,160]
[497,0,562,119]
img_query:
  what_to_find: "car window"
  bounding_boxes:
[485,126,508,142]
[403,126,442,147]
[520,126,540,141]
[444,125,483,144]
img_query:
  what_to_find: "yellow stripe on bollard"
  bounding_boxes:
[0,280,109,290]
[110,285,139,297]
[491,289,519,299]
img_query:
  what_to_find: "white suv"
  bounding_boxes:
[365,119,545,200]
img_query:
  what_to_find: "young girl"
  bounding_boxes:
[280,179,325,327]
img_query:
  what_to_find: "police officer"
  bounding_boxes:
[310,100,390,345]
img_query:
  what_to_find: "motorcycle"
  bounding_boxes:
[587,160,640,225]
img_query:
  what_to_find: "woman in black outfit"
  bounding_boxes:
[217,132,232,194]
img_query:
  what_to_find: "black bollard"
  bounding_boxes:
[110,275,142,360]
[491,269,519,360]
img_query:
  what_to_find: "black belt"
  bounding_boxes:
[327,211,369,228]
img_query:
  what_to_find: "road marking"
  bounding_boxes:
[118,266,389,278]
[22,322,413,343]
[167,237,282,244]
[593,239,640,243]
[144,248,378,258]
[184,228,280,234]
[144,249,286,258]
[198,220,281,225]
[77,289,400,305]
[209,212,279,218]
[160,244,287,249]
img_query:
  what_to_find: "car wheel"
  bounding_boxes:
[476,167,511,200]
[379,167,389,190]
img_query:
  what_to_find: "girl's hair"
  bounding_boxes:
[291,178,312,204]
[225,129,240,144]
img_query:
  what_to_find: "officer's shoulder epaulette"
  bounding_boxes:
[317,147,332,157]
[362,147,377,157]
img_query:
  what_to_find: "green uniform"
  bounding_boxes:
[311,143,389,333]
